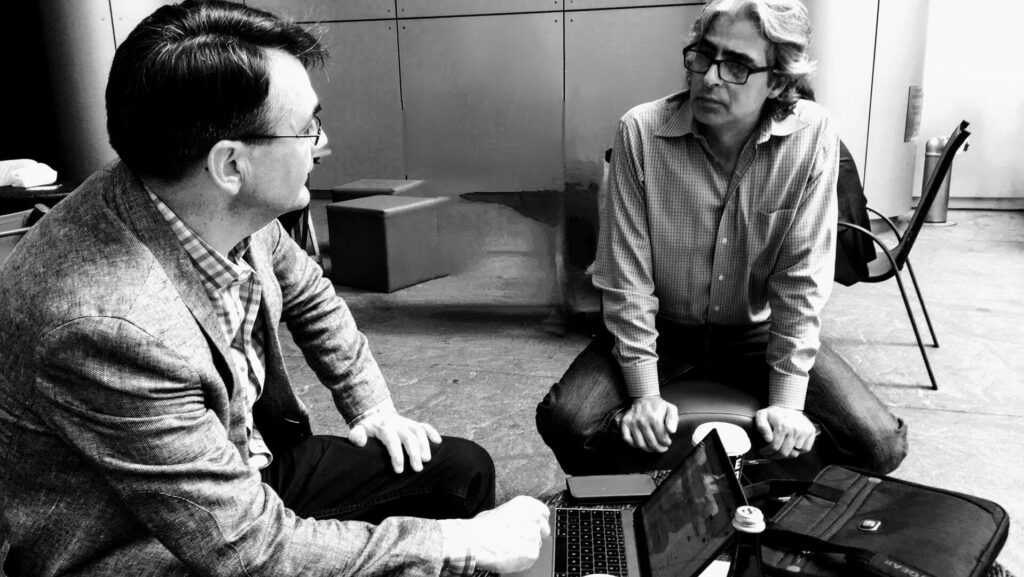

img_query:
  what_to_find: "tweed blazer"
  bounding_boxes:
[0,162,445,576]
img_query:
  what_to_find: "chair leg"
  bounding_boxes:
[892,269,939,390]
[904,259,938,347]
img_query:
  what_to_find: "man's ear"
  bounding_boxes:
[206,140,248,196]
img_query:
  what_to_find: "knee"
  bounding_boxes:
[535,384,600,446]
[439,436,496,512]
[442,436,495,479]
[850,418,909,475]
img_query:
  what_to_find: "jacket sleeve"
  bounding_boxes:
[33,315,446,577]
[267,221,391,422]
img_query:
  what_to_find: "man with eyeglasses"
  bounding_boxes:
[0,1,549,575]
[537,0,907,477]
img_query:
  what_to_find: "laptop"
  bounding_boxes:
[507,428,745,577]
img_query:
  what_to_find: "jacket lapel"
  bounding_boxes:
[104,163,237,395]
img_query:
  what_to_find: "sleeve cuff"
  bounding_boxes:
[437,519,478,577]
[621,362,660,398]
[768,373,807,411]
[349,397,396,426]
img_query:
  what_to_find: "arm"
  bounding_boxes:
[35,318,445,577]
[758,119,840,457]
[593,118,678,452]
[267,223,438,472]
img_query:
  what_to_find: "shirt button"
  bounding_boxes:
[721,238,728,245]
[717,274,725,281]
[713,305,721,312]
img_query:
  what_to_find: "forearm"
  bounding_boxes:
[766,121,839,410]
[594,121,661,398]
[270,222,391,420]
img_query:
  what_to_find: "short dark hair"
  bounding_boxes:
[687,0,814,121]
[106,0,327,181]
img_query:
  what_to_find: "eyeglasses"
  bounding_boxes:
[239,114,323,147]
[683,44,773,85]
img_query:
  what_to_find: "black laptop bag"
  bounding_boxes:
[746,465,1009,577]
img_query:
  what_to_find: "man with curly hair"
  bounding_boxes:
[538,0,907,476]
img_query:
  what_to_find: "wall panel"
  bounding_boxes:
[805,0,877,185]
[399,13,564,193]
[566,0,697,10]
[564,5,700,185]
[397,0,560,18]
[308,21,405,189]
[244,0,394,22]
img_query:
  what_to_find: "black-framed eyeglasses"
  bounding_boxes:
[683,44,773,85]
[239,114,323,147]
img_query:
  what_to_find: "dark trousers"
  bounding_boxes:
[536,322,908,476]
[261,435,495,523]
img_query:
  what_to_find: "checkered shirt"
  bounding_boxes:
[147,189,272,467]
[594,92,839,409]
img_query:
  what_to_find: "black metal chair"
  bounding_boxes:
[837,120,971,390]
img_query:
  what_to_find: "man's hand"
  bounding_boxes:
[464,496,551,573]
[618,396,678,453]
[347,411,442,474]
[754,406,816,459]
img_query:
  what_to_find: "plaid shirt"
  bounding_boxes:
[147,190,272,467]
[594,92,838,409]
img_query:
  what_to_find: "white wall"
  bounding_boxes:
[914,0,1024,206]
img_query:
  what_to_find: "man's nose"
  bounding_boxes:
[702,62,723,86]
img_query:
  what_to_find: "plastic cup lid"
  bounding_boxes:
[692,421,751,457]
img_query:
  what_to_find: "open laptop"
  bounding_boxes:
[507,428,745,577]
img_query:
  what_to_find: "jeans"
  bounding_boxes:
[536,321,907,476]
[261,435,495,523]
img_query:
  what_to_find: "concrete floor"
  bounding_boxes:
[286,196,1023,575]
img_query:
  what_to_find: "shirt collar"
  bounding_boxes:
[655,93,809,143]
[145,187,252,292]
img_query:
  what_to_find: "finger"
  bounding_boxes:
[630,423,651,452]
[798,432,816,453]
[380,430,405,474]
[416,426,432,464]
[424,422,442,445]
[777,431,797,458]
[400,429,425,472]
[347,425,368,447]
[621,421,638,449]
[755,411,773,443]
[640,422,667,453]
[665,404,679,435]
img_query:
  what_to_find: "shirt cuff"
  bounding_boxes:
[437,519,478,577]
[768,373,808,411]
[621,361,660,398]
[349,397,396,426]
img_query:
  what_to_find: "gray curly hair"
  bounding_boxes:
[687,0,815,120]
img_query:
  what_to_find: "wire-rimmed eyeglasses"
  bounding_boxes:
[239,114,323,147]
[683,44,773,85]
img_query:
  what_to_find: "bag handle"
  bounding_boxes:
[762,529,935,577]
[743,479,845,504]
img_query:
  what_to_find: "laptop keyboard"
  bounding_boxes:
[554,508,628,577]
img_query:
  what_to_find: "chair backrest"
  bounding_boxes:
[893,120,971,269]
[0,204,50,265]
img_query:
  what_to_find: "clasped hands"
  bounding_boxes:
[617,395,816,459]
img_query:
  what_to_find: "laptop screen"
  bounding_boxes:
[635,429,746,577]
